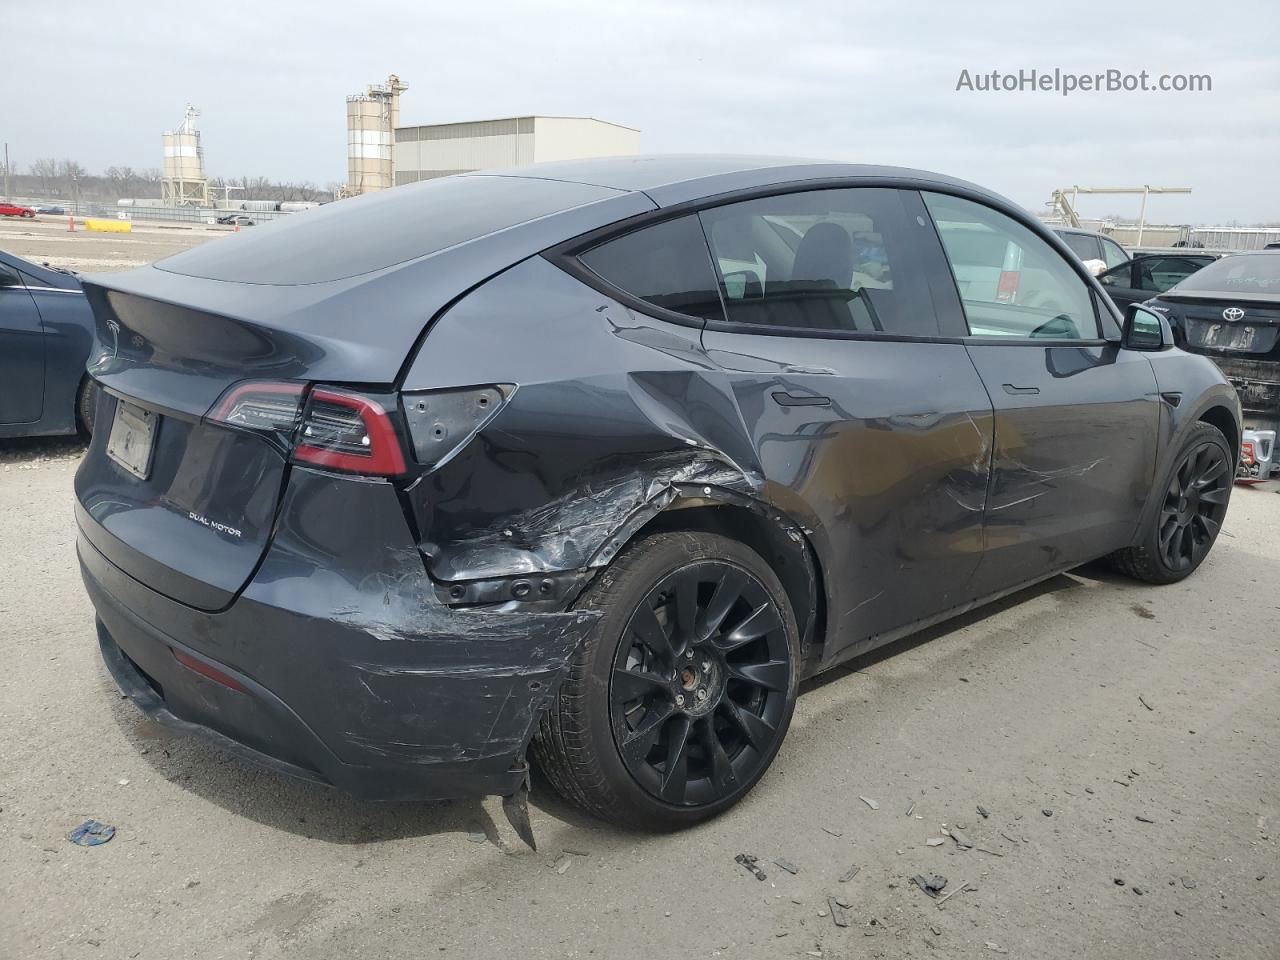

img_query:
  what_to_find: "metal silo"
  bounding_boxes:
[161,105,211,207]
[345,74,407,195]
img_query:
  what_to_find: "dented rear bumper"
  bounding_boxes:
[77,465,600,802]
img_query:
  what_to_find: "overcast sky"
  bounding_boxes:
[6,0,1278,223]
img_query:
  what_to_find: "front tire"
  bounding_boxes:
[534,531,800,830]
[1112,422,1232,584]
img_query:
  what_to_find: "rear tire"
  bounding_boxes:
[76,378,100,437]
[533,531,800,831]
[1111,422,1232,584]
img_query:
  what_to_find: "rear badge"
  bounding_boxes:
[188,512,243,539]
[1222,306,1245,321]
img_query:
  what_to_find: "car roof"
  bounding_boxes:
[466,154,999,209]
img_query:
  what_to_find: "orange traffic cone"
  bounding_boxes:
[68,216,75,232]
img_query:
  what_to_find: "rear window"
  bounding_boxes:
[1173,253,1280,295]
[154,175,624,285]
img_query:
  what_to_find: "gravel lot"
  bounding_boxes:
[1,215,217,273]
[2,437,1277,960]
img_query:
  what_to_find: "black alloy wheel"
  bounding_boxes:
[1111,421,1233,585]
[1157,440,1230,572]
[609,559,791,807]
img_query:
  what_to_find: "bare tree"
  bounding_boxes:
[29,158,58,194]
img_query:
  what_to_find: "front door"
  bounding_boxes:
[923,192,1160,594]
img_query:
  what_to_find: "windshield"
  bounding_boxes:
[1173,253,1280,296]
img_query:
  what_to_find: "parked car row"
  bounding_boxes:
[0,250,97,438]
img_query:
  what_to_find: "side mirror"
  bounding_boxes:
[1123,304,1172,351]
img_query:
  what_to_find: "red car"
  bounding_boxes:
[0,202,36,218]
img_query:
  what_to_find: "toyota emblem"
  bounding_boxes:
[1223,307,1245,321]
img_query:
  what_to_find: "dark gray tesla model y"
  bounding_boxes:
[75,156,1240,831]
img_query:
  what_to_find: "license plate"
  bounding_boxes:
[106,401,157,480]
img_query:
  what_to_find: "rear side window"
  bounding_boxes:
[697,188,943,336]
[1058,232,1101,262]
[925,193,1098,341]
[578,215,724,321]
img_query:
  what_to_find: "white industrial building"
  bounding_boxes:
[392,116,640,185]
[343,75,640,195]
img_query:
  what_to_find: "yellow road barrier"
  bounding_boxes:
[84,218,132,233]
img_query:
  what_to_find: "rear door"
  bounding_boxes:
[924,192,1160,595]
[0,263,45,424]
[577,189,995,661]
[689,188,994,660]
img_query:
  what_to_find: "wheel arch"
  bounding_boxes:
[1196,403,1239,467]
[619,497,827,676]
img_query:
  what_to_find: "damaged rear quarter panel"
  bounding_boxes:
[403,256,769,586]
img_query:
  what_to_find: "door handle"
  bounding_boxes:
[771,391,831,407]
[1001,383,1041,396]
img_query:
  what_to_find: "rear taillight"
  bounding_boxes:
[1241,440,1256,466]
[207,380,409,477]
[293,388,407,476]
[207,380,305,448]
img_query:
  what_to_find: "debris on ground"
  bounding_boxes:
[828,896,851,928]
[1136,815,1155,823]
[912,874,948,898]
[1133,886,1144,895]
[551,854,574,875]
[1042,808,1054,817]
[773,858,800,875]
[1113,779,1131,787]
[1181,877,1197,889]
[67,820,115,846]
[977,804,990,818]
[822,826,844,838]
[975,846,1005,857]
[1139,694,1155,711]
[986,941,1009,954]
[860,796,880,810]
[999,830,1021,844]
[1114,878,1126,886]
[934,881,970,907]
[926,838,945,847]
[950,827,974,849]
[735,853,767,881]
[839,864,861,883]
[905,801,916,817]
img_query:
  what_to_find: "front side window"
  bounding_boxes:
[1101,237,1129,269]
[1099,263,1134,288]
[578,215,724,321]
[696,188,941,336]
[925,193,1098,341]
